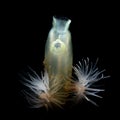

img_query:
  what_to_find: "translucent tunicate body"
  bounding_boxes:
[44,17,72,78]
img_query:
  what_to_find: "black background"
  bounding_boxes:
[3,1,116,119]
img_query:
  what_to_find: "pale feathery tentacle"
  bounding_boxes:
[22,67,67,109]
[73,58,110,106]
[22,68,50,108]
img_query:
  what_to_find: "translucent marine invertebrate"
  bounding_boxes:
[22,16,109,109]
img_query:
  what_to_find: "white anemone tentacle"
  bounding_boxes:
[73,58,110,106]
[22,67,50,108]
